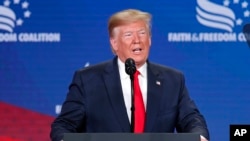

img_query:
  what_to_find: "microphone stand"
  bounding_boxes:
[130,74,135,133]
[124,58,136,133]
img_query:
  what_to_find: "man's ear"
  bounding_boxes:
[110,38,118,51]
[149,37,151,47]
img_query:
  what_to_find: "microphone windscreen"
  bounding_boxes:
[125,58,136,75]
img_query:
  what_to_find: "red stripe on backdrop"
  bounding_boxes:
[0,102,55,141]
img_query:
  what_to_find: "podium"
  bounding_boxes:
[64,133,200,141]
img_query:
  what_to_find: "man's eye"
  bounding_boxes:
[139,31,146,35]
[124,33,132,36]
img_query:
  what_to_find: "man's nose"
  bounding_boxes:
[133,33,140,44]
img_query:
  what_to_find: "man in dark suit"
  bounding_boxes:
[50,9,209,141]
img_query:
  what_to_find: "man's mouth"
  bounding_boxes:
[132,48,142,53]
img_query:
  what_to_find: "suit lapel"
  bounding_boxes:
[103,57,131,132]
[145,63,164,132]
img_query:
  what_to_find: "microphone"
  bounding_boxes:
[125,58,136,76]
[243,24,250,48]
[125,58,136,133]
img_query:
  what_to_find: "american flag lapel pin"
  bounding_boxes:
[156,81,161,85]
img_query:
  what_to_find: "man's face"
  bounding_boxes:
[110,21,151,68]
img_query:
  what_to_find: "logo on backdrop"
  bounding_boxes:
[168,0,250,42]
[0,0,61,42]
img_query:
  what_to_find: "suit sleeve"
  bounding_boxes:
[176,73,210,140]
[50,71,86,141]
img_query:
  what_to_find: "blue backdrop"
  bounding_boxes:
[0,0,250,141]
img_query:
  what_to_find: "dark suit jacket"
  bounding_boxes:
[50,57,209,141]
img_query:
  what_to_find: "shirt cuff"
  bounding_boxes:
[200,135,208,141]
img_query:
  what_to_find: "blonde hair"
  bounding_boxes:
[108,9,152,38]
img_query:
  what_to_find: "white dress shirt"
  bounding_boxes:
[117,58,147,123]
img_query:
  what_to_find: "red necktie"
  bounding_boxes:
[133,70,145,133]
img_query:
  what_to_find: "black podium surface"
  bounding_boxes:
[64,133,200,141]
